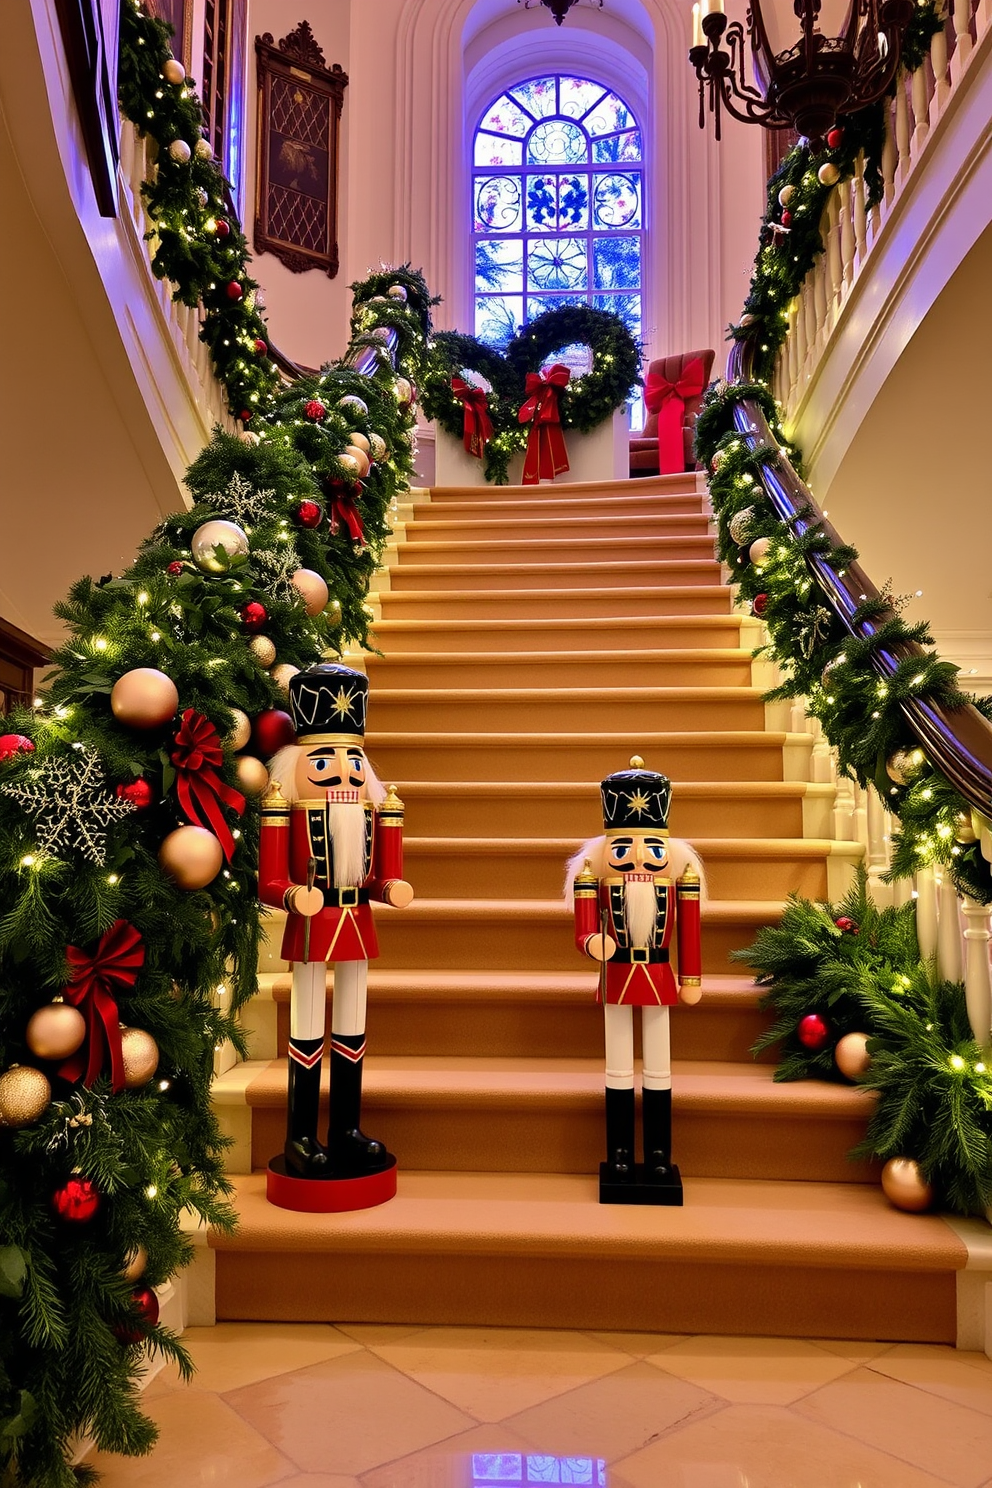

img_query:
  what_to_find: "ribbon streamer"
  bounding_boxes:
[644,358,708,475]
[60,919,144,1091]
[170,709,246,862]
[451,376,494,458]
[326,480,366,544]
[518,364,570,485]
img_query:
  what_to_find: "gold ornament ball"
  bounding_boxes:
[343,445,371,478]
[728,506,755,545]
[387,283,409,302]
[749,536,772,566]
[162,58,186,84]
[369,433,387,462]
[881,1157,934,1213]
[120,1027,159,1088]
[194,138,212,161]
[338,453,360,478]
[954,811,978,845]
[26,1003,87,1062]
[190,519,249,575]
[249,635,277,667]
[121,1245,148,1281]
[227,708,251,751]
[394,377,413,407]
[235,755,269,795]
[168,139,191,164]
[270,662,300,693]
[817,162,840,187]
[885,747,926,785]
[778,184,795,207]
[834,1031,872,1080]
[111,668,179,730]
[291,569,330,616]
[158,825,223,890]
[0,1066,51,1127]
[347,432,371,456]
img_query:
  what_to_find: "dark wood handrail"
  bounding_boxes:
[727,338,992,819]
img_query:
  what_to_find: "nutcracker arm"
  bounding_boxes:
[676,863,702,988]
[258,783,296,910]
[368,785,412,907]
[573,865,610,958]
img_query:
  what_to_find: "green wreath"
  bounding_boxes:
[420,332,524,484]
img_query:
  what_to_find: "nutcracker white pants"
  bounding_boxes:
[604,1004,671,1092]
[290,960,369,1041]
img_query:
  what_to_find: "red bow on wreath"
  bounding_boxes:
[60,919,144,1091]
[170,709,245,862]
[518,365,571,486]
[644,358,708,475]
[451,376,494,459]
[325,480,366,545]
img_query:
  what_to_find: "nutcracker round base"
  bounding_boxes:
[266,1155,397,1212]
[599,1161,683,1207]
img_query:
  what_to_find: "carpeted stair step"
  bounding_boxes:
[402,511,711,543]
[409,493,707,524]
[370,585,733,620]
[386,781,836,841]
[394,534,716,567]
[365,648,755,689]
[425,472,703,505]
[210,1170,964,1343]
[365,729,813,783]
[229,1056,877,1185]
[386,559,721,592]
[369,613,747,654]
[368,686,766,733]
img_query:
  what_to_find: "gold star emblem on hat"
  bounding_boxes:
[629,791,650,817]
[332,685,356,719]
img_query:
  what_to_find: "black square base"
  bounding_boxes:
[599,1161,684,1206]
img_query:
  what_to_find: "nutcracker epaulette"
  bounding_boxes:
[677,863,701,897]
[261,780,289,818]
[378,784,404,825]
[574,858,598,896]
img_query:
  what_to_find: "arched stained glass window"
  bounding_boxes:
[473,74,643,349]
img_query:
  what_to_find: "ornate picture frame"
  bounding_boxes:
[253,21,348,278]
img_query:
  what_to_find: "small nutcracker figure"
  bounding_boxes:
[565,756,703,1205]
[259,663,413,1209]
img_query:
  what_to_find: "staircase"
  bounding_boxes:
[210,472,968,1342]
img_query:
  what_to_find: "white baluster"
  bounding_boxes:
[881,98,898,206]
[916,865,939,963]
[911,63,930,155]
[852,168,868,268]
[866,789,892,904]
[951,0,973,76]
[853,782,870,855]
[813,255,830,356]
[832,773,856,841]
[810,719,835,785]
[895,74,912,183]
[892,874,914,907]
[937,873,962,982]
[930,7,951,114]
[961,897,992,1045]
[838,180,855,296]
[825,192,843,321]
[802,280,816,380]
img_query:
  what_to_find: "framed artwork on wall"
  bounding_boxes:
[253,20,348,278]
[146,0,192,73]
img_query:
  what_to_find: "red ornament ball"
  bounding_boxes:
[116,779,155,811]
[52,1175,100,1223]
[826,126,844,150]
[752,593,769,617]
[114,1284,160,1345]
[214,217,231,239]
[797,1013,831,1051]
[251,709,296,757]
[304,400,327,422]
[0,734,35,763]
[167,560,184,576]
[254,338,268,355]
[240,601,268,632]
[834,916,859,934]
[226,281,244,302]
[239,410,252,424]
[781,210,792,227]
[296,501,323,529]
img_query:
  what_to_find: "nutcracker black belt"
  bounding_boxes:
[610,947,670,965]
[321,886,371,907]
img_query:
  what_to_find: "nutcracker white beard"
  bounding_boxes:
[324,801,368,888]
[625,878,658,947]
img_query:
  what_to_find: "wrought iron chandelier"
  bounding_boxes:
[688,0,914,142]
[517,0,604,25]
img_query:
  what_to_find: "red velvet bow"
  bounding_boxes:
[644,358,708,475]
[326,480,366,545]
[518,364,570,485]
[60,920,144,1091]
[451,377,494,458]
[170,709,245,862]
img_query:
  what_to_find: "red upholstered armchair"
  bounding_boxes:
[629,349,715,477]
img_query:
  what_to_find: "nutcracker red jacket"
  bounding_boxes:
[258,793,404,963]
[573,871,701,1006]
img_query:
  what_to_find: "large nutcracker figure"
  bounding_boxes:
[259,662,413,1211]
[566,756,703,1205]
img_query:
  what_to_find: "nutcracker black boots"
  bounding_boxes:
[327,1034,393,1175]
[642,1086,673,1177]
[604,1086,636,1180]
[285,1037,329,1177]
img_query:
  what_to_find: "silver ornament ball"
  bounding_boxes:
[728,507,755,545]
[191,520,249,574]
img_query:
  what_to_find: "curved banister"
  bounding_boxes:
[726,337,992,818]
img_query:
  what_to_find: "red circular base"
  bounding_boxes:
[266,1155,397,1212]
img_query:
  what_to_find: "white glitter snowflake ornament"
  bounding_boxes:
[200,473,275,528]
[0,746,135,865]
[252,543,300,604]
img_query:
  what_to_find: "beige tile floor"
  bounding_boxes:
[88,1323,992,1488]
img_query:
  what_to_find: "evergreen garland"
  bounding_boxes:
[740,871,992,1214]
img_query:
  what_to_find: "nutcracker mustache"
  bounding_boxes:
[625,878,658,948]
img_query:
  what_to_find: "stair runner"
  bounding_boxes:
[210,472,968,1341]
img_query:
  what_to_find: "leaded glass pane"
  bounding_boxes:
[475,294,523,348]
[558,76,607,119]
[475,133,523,167]
[479,94,532,137]
[526,175,558,229]
[593,173,641,229]
[527,119,587,166]
[526,175,589,231]
[509,76,557,117]
[472,1454,524,1482]
[592,129,642,164]
[593,234,640,290]
[475,176,523,232]
[584,91,633,136]
[593,292,641,338]
[537,340,593,376]
[527,294,587,322]
[527,237,588,291]
[476,238,524,293]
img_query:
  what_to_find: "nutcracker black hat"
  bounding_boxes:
[601,755,671,834]
[288,663,368,744]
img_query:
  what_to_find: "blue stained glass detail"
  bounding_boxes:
[475,294,523,348]
[472,1454,524,1482]
[584,92,632,136]
[593,235,640,291]
[528,237,587,292]
[509,76,557,118]
[527,295,588,325]
[475,133,523,167]
[592,130,642,164]
[527,175,588,231]
[593,292,641,339]
[558,76,607,119]
[480,94,532,136]
[475,177,523,232]
[470,1456,606,1486]
[476,238,524,292]
[527,119,587,166]
[593,173,641,229]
